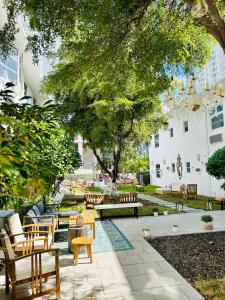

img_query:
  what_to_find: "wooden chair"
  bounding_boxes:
[119,192,138,203]
[84,194,104,209]
[171,181,182,197]
[1,229,61,300]
[8,213,52,254]
[186,184,197,199]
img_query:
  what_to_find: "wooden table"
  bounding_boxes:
[95,203,143,219]
[69,213,96,239]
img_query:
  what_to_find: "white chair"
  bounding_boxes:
[8,213,52,254]
[1,229,60,300]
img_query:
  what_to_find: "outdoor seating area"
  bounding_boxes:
[1,2,225,299]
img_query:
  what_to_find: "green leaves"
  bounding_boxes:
[0,83,81,208]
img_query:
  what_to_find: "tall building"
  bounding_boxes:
[0,0,45,105]
[149,46,225,196]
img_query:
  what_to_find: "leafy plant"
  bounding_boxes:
[76,205,85,214]
[201,215,213,223]
[153,207,159,212]
[206,147,225,190]
[0,83,81,208]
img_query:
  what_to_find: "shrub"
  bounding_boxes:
[206,147,225,190]
[153,207,159,212]
[201,215,213,223]
[136,172,150,186]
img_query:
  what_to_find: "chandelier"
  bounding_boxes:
[164,75,224,112]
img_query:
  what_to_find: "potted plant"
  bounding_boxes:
[143,228,150,238]
[153,207,159,216]
[172,225,179,233]
[163,210,168,216]
[201,215,213,230]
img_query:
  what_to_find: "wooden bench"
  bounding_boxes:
[95,203,143,219]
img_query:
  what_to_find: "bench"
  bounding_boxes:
[95,203,143,219]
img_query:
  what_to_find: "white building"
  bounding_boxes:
[150,46,225,197]
[0,0,45,105]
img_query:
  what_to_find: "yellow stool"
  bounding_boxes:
[72,237,93,266]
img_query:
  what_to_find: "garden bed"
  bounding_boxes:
[147,231,225,300]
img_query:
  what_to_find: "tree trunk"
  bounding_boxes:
[92,148,112,177]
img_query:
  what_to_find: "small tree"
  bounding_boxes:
[206,147,225,190]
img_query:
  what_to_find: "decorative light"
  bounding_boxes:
[191,0,208,18]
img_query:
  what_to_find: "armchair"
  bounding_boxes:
[1,229,60,300]
[8,213,52,254]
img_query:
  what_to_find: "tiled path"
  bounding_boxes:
[1,210,225,299]
[139,193,202,213]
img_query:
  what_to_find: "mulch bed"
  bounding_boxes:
[146,231,225,283]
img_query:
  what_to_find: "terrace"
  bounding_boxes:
[1,183,225,300]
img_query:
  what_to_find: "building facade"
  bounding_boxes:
[149,45,225,196]
[0,0,44,105]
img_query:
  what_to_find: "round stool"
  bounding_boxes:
[72,237,93,266]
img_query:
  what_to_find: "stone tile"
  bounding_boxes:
[123,290,157,300]
[134,262,163,275]
[179,284,204,300]
[139,252,165,263]
[150,285,190,300]
[158,271,187,286]
[157,261,175,273]
[119,255,142,266]
[127,274,163,290]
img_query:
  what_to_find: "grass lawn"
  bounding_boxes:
[117,184,220,211]
[117,184,159,194]
[60,195,177,218]
[195,278,225,300]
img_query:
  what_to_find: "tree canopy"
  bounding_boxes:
[206,147,225,190]
[0,0,218,62]
[40,0,213,180]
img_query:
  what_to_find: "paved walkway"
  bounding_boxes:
[2,210,225,300]
[139,193,202,213]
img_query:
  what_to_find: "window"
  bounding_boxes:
[0,50,18,84]
[156,164,161,178]
[154,134,159,148]
[210,104,224,130]
[171,163,175,173]
[170,128,174,137]
[183,121,188,132]
[186,161,191,173]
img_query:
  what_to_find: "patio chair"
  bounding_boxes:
[119,192,138,203]
[1,229,60,300]
[84,193,104,209]
[186,184,197,199]
[8,213,52,254]
[171,181,182,197]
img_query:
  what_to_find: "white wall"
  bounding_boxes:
[150,100,225,196]
[0,1,44,105]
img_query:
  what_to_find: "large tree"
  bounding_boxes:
[0,0,222,61]
[41,0,212,180]
[44,72,164,180]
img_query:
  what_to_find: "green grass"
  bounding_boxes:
[117,184,159,194]
[194,277,225,300]
[117,184,219,211]
[150,193,218,210]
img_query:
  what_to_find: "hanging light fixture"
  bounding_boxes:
[191,0,208,18]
